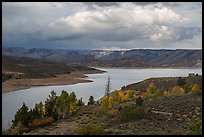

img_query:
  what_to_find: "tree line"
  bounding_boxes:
[12,90,95,130]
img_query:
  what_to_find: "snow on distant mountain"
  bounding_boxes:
[2,47,202,68]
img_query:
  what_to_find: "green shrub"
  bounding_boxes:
[184,84,192,93]
[77,123,104,135]
[127,90,134,98]
[177,77,186,87]
[136,96,143,106]
[188,118,202,135]
[119,105,144,122]
[146,83,158,98]
[88,95,95,105]
[77,98,85,106]
[188,73,199,77]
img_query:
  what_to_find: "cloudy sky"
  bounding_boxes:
[2,2,202,50]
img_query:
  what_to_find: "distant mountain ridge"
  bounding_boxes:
[2,47,202,68]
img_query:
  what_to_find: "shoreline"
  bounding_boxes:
[2,67,201,93]
[2,70,105,93]
[93,66,202,69]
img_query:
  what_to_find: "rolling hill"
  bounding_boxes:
[2,55,100,82]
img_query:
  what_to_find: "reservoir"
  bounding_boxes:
[2,68,202,130]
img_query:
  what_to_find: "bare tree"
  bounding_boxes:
[105,76,111,96]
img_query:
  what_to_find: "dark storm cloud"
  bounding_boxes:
[83,2,188,8]
[83,2,120,7]
[47,34,84,41]
[2,2,202,50]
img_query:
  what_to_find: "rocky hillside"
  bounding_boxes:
[23,94,201,135]
[3,47,202,68]
[4,75,201,135]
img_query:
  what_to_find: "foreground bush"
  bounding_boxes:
[28,117,54,128]
[77,123,104,135]
[164,86,184,96]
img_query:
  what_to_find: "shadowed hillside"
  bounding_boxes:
[2,55,100,82]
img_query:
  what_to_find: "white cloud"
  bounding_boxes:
[49,5,184,32]
[46,4,189,43]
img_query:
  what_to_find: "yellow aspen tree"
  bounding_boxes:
[108,96,113,108]
[70,102,77,113]
[124,93,129,101]
[113,90,119,102]
[191,84,201,94]
[119,91,126,101]
[101,96,109,110]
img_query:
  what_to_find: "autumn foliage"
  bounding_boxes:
[29,117,54,128]
[101,96,112,110]
[164,86,185,96]
[190,84,201,95]
[146,83,158,98]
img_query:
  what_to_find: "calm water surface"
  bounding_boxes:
[2,68,202,130]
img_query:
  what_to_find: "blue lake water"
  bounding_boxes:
[2,68,202,130]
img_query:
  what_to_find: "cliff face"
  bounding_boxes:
[3,47,202,68]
